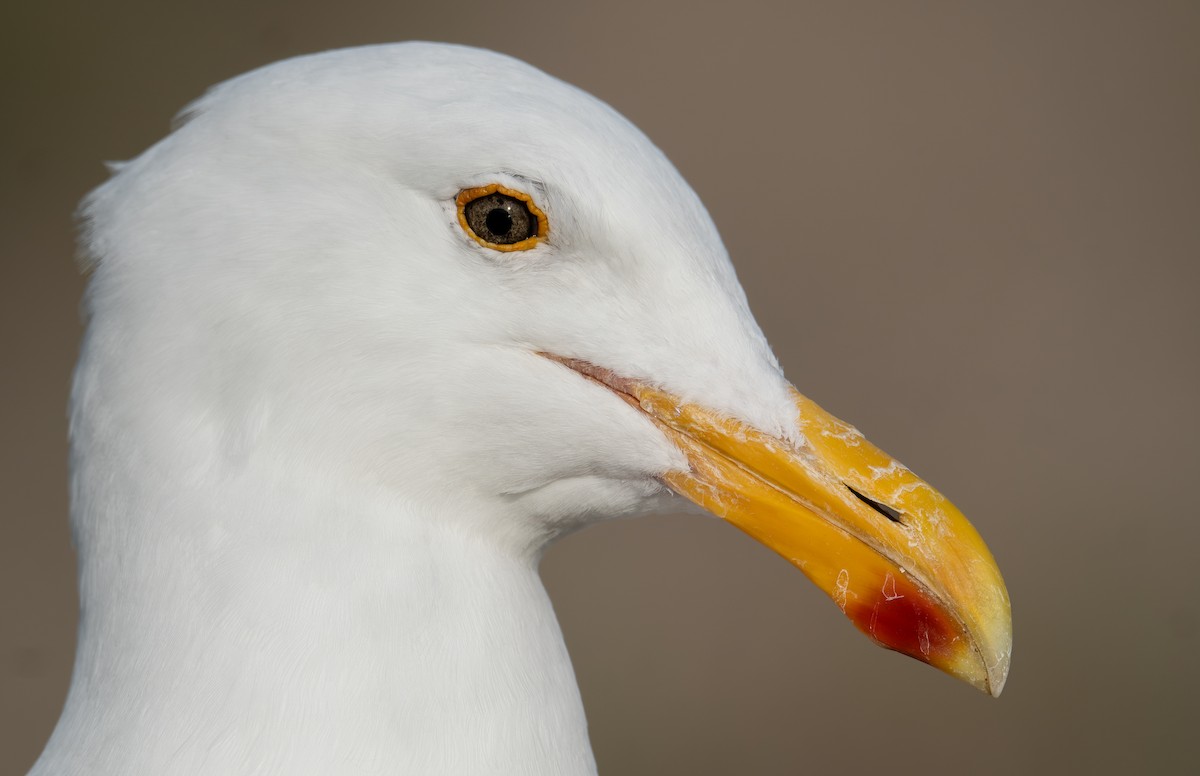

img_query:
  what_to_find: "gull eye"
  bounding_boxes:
[456,184,547,251]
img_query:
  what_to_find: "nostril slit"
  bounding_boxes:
[846,485,904,524]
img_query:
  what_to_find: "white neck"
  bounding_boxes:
[33,417,597,776]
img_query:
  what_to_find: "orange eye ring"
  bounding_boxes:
[456,184,548,252]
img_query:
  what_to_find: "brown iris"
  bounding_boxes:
[456,184,547,251]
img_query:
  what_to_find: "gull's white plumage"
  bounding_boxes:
[34,43,799,775]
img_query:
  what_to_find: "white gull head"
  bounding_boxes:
[33,42,1010,776]
[77,41,796,548]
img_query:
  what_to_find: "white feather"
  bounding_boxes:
[33,42,798,775]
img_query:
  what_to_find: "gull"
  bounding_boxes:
[28,42,1011,775]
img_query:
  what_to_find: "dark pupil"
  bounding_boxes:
[465,193,537,245]
[486,207,513,237]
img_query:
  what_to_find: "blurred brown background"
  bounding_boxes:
[3,1,1198,773]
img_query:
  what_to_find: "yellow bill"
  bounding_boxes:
[555,357,1012,696]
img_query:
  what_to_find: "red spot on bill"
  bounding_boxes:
[844,571,962,666]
